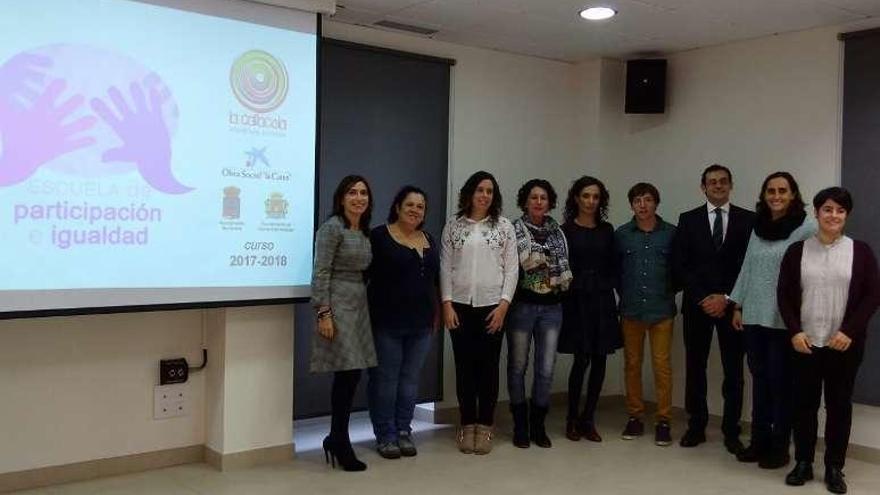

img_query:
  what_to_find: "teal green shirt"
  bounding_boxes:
[730,218,817,329]
[615,217,677,323]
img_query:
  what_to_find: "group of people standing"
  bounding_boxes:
[308,166,878,494]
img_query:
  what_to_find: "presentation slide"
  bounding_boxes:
[0,0,317,313]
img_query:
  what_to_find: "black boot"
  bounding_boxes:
[510,402,530,448]
[785,461,814,486]
[825,466,847,494]
[323,435,367,472]
[529,402,552,448]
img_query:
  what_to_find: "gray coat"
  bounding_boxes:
[309,216,377,372]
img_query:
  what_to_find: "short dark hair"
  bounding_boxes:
[331,174,372,234]
[627,182,660,205]
[755,171,805,220]
[516,179,557,212]
[456,171,502,223]
[387,185,428,229]
[813,186,853,213]
[701,164,733,185]
[564,176,609,223]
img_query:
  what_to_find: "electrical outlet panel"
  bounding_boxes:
[154,384,188,419]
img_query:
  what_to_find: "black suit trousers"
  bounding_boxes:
[683,306,745,437]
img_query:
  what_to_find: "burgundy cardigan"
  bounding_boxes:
[777,238,880,345]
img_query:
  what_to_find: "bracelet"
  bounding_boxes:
[316,308,333,320]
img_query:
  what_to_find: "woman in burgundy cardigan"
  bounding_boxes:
[777,187,880,495]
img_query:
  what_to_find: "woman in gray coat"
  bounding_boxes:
[311,175,377,472]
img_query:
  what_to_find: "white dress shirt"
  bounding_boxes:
[706,201,730,242]
[440,214,518,307]
[800,235,853,347]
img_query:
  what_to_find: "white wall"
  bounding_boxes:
[322,20,603,410]
[2,17,880,479]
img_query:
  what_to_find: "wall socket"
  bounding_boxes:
[154,383,188,420]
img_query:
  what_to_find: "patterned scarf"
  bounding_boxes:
[513,215,573,294]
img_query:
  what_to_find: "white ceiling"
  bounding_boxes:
[328,0,880,61]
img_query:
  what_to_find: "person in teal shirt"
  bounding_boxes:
[730,171,816,470]
[615,182,678,447]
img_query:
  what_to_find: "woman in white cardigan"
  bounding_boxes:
[441,170,518,455]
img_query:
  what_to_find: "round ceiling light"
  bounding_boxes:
[579,7,617,21]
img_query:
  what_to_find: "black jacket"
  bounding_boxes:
[672,204,755,312]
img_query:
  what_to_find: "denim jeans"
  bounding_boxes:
[506,302,562,407]
[368,329,433,443]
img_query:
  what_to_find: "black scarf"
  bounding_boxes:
[754,208,806,241]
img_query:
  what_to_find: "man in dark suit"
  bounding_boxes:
[673,164,755,454]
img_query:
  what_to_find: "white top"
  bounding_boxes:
[800,235,853,347]
[440,214,518,307]
[706,201,730,241]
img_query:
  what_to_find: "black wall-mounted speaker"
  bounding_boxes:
[625,59,667,114]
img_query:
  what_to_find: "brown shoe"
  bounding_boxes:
[474,424,494,455]
[457,424,475,454]
[580,422,603,442]
[565,421,581,441]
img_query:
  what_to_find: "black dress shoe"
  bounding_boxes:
[736,443,761,463]
[724,437,746,455]
[825,467,847,494]
[759,449,791,469]
[679,429,706,447]
[785,461,814,486]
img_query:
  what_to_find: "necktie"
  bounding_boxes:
[712,207,723,249]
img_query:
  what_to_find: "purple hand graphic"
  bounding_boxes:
[0,53,51,108]
[91,81,192,194]
[0,79,97,186]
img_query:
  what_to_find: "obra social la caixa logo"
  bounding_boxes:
[229,50,289,131]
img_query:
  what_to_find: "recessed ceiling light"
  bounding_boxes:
[580,7,617,21]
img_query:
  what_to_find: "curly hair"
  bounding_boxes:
[516,179,557,213]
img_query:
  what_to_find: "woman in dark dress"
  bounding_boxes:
[558,176,622,442]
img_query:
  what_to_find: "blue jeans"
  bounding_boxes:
[368,329,432,443]
[506,302,562,407]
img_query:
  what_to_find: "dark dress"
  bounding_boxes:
[558,221,622,355]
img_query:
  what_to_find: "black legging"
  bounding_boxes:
[567,353,607,423]
[330,369,362,441]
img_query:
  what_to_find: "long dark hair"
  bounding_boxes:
[564,176,609,223]
[331,174,372,234]
[387,185,428,230]
[755,171,805,220]
[456,171,502,224]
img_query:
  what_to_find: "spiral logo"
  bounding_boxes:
[230,50,289,113]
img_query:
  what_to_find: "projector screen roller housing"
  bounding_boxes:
[0,0,318,314]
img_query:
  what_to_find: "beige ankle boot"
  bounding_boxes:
[457,424,475,454]
[474,424,494,455]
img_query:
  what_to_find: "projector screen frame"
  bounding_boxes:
[0,11,323,320]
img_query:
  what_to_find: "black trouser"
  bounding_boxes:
[567,353,607,423]
[683,308,745,438]
[792,345,864,469]
[449,303,504,426]
[330,369,362,441]
[744,325,793,452]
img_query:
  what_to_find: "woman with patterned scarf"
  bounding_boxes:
[507,178,573,448]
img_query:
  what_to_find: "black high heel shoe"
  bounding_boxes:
[322,436,367,472]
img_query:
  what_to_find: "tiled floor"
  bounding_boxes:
[11,408,880,494]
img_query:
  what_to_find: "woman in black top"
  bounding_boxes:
[367,185,440,460]
[558,176,621,442]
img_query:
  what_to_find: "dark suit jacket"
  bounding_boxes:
[673,203,755,312]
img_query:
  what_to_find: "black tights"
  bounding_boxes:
[330,369,362,441]
[567,353,607,422]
